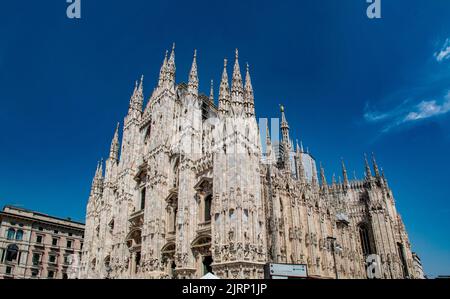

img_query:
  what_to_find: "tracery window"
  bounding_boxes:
[358,223,373,256]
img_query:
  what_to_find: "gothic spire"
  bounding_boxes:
[158,50,168,87]
[188,49,198,96]
[372,152,380,177]
[165,43,176,87]
[296,140,306,182]
[209,80,214,102]
[128,76,144,116]
[342,158,349,187]
[280,105,290,143]
[231,49,244,113]
[218,58,230,115]
[364,153,372,179]
[265,121,275,164]
[311,163,319,189]
[109,122,120,161]
[244,62,255,117]
[320,162,328,189]
[109,123,120,160]
[98,158,104,179]
[381,167,389,188]
[90,162,100,196]
[266,121,272,145]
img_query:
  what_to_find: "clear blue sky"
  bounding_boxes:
[0,0,449,277]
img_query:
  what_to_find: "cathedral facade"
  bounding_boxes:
[80,46,418,279]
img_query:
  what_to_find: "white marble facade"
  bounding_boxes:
[80,46,418,279]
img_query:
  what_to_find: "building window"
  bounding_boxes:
[15,230,24,241]
[47,271,54,279]
[63,273,68,279]
[80,242,84,250]
[358,224,373,256]
[140,187,146,210]
[54,230,59,234]
[6,228,15,240]
[204,195,212,222]
[67,240,72,248]
[5,244,19,262]
[6,266,12,275]
[32,253,40,266]
[52,238,58,246]
[397,242,409,278]
[31,269,39,278]
[36,235,43,244]
[38,227,43,231]
[49,255,56,264]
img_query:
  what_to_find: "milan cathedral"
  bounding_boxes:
[80,45,417,279]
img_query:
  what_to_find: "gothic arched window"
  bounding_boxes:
[204,195,212,222]
[358,223,373,256]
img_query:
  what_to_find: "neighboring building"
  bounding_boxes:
[412,252,426,279]
[0,206,84,279]
[81,46,420,279]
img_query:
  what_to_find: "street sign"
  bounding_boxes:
[266,263,308,279]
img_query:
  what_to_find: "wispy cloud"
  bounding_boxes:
[404,95,450,122]
[364,91,450,133]
[435,38,450,62]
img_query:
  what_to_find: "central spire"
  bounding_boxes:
[231,49,244,114]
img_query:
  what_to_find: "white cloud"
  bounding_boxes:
[435,39,450,62]
[365,91,450,133]
[404,97,450,121]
